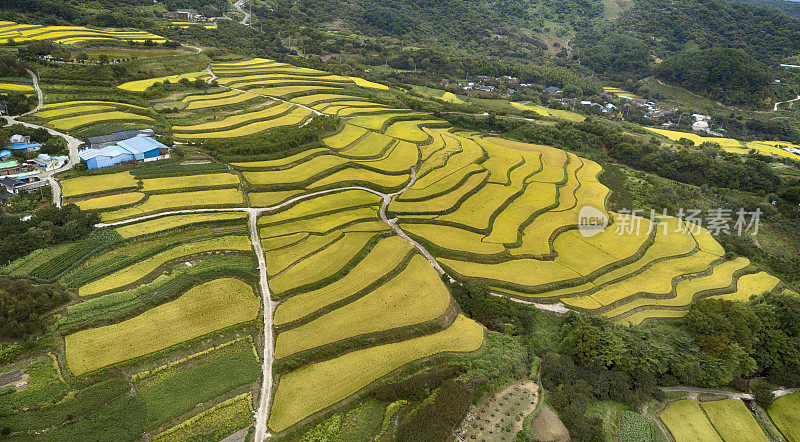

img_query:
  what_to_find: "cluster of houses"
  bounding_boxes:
[164,9,205,21]
[0,135,68,176]
[1,130,171,206]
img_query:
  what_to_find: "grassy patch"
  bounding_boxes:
[153,393,253,442]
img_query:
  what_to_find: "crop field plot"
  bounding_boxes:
[183,90,262,110]
[607,257,751,322]
[645,127,745,148]
[74,191,146,211]
[78,234,251,296]
[66,278,260,375]
[248,85,342,98]
[274,255,451,358]
[307,167,411,191]
[60,171,139,197]
[269,314,483,433]
[232,148,327,170]
[323,123,369,149]
[769,393,800,442]
[114,212,247,238]
[118,72,211,91]
[267,230,387,296]
[154,393,253,442]
[32,101,154,132]
[136,339,260,429]
[101,188,244,221]
[0,81,33,93]
[349,113,427,132]
[701,399,767,442]
[510,102,585,122]
[384,119,442,143]
[710,271,780,301]
[174,107,313,139]
[659,399,722,442]
[242,154,350,186]
[339,132,395,158]
[273,236,413,326]
[0,21,166,44]
[172,102,294,132]
[140,172,240,192]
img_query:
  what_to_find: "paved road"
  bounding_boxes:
[5,70,81,206]
[250,209,276,442]
[234,0,251,25]
[774,95,800,112]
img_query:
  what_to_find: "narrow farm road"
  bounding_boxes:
[234,0,251,25]
[23,69,43,116]
[249,209,276,442]
[774,95,800,112]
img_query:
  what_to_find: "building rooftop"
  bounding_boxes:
[85,129,155,147]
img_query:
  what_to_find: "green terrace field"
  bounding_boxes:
[6,53,794,441]
[769,393,800,442]
[28,100,159,135]
[0,20,166,44]
[660,398,767,442]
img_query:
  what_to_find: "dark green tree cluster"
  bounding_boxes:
[0,203,99,263]
[0,278,68,338]
[656,48,773,106]
[580,121,781,193]
[198,115,338,159]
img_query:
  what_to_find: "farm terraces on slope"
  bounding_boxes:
[3,56,790,438]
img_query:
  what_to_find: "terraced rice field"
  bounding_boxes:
[0,82,33,92]
[65,278,260,375]
[100,188,244,221]
[510,102,585,122]
[60,171,139,197]
[660,399,722,442]
[701,399,767,442]
[32,101,154,131]
[74,192,145,211]
[174,107,312,139]
[118,72,211,91]
[139,173,240,192]
[268,315,483,433]
[0,21,166,44]
[114,212,247,238]
[645,127,745,148]
[769,393,800,442]
[78,235,252,296]
[21,57,789,440]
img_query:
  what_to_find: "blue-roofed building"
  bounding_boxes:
[0,150,11,160]
[5,135,41,152]
[79,136,168,169]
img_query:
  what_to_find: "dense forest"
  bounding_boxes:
[0,204,98,263]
